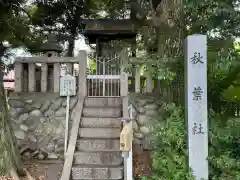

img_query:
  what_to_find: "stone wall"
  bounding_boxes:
[129,93,158,150]
[7,92,157,159]
[8,92,78,160]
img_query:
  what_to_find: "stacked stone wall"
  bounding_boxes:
[8,92,78,160]
[7,92,157,159]
[130,93,158,150]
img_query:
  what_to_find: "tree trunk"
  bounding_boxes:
[67,25,77,57]
[154,0,184,103]
[0,46,25,176]
[67,35,75,57]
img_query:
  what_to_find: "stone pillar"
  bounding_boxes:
[41,63,48,92]
[120,50,132,180]
[28,63,36,92]
[23,68,28,92]
[66,63,73,75]
[135,64,141,93]
[78,50,87,97]
[53,63,61,92]
[146,66,152,93]
[120,50,128,97]
[14,63,23,92]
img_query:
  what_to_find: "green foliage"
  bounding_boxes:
[149,103,240,180]
[150,103,195,180]
[0,1,44,55]
[208,115,240,179]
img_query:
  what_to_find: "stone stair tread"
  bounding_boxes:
[73,151,123,166]
[76,138,120,151]
[82,107,121,118]
[84,98,122,108]
[81,117,121,128]
[79,128,120,138]
[71,165,123,180]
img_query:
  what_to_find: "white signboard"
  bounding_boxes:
[185,35,208,180]
[60,74,76,96]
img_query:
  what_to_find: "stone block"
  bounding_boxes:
[84,98,122,108]
[138,114,151,126]
[14,130,25,140]
[74,151,122,165]
[134,132,144,139]
[83,108,121,118]
[29,109,42,116]
[50,98,62,111]
[81,117,121,128]
[138,99,146,106]
[55,107,66,117]
[79,128,120,138]
[132,119,139,131]
[23,116,40,132]
[140,126,151,135]
[145,109,156,116]
[40,100,52,112]
[143,136,155,150]
[76,139,120,151]
[8,99,25,108]
[72,166,123,180]
[145,104,156,110]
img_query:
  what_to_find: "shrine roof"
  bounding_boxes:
[83,19,137,34]
[83,19,138,43]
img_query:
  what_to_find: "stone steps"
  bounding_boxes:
[74,151,122,166]
[81,117,121,128]
[72,97,123,180]
[76,139,120,152]
[82,108,121,118]
[84,97,122,108]
[79,128,120,138]
[71,165,123,180]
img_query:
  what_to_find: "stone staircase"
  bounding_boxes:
[71,97,123,180]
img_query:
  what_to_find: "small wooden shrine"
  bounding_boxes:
[83,19,138,56]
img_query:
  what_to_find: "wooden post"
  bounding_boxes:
[185,34,208,180]
[78,50,87,97]
[54,63,61,92]
[135,64,141,93]
[41,63,48,92]
[14,63,23,92]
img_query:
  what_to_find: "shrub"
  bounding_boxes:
[148,103,240,180]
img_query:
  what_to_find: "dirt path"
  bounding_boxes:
[21,161,63,180]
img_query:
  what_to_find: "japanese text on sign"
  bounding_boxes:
[192,123,205,135]
[192,86,203,101]
[60,74,76,96]
[191,52,204,64]
[185,35,208,180]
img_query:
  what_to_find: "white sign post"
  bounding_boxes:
[185,34,208,180]
[60,74,76,155]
